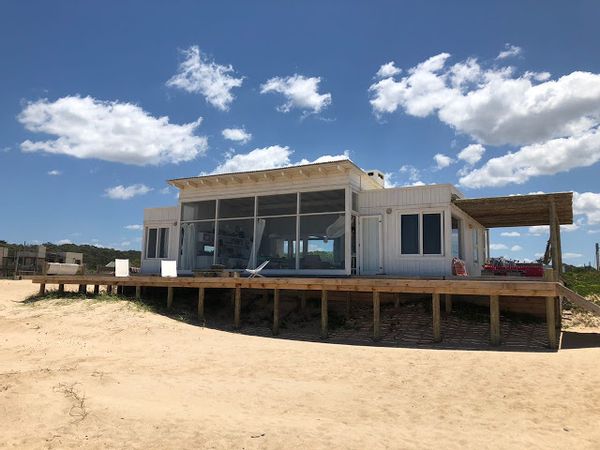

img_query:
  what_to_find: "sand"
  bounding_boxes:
[1,280,599,449]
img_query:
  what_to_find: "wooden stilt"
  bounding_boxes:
[78,284,86,295]
[273,288,280,335]
[234,286,241,329]
[135,285,141,299]
[345,292,351,317]
[490,295,500,346]
[444,294,452,313]
[321,290,328,339]
[106,285,112,294]
[39,283,46,296]
[546,296,558,349]
[373,291,381,341]
[432,293,441,342]
[167,287,173,309]
[93,285,100,295]
[58,284,64,295]
[198,287,205,322]
[300,291,307,314]
[394,293,400,308]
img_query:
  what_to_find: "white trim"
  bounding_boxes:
[359,215,383,275]
[398,209,445,257]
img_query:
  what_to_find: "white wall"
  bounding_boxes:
[141,207,179,274]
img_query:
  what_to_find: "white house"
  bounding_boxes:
[141,159,490,277]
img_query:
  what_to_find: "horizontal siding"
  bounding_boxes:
[144,207,177,222]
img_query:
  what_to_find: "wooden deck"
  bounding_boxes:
[29,275,562,349]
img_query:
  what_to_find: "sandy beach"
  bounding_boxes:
[1,279,599,449]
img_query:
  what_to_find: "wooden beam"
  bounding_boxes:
[546,296,558,349]
[198,287,205,322]
[432,293,441,342]
[444,294,452,313]
[234,286,241,329]
[490,295,500,346]
[135,285,141,299]
[321,290,328,339]
[167,287,173,308]
[39,283,46,296]
[273,288,280,335]
[373,291,381,341]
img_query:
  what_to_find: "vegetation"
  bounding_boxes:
[562,266,600,298]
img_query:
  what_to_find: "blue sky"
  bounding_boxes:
[1,1,600,264]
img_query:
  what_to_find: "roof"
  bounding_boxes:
[453,192,573,228]
[167,159,382,190]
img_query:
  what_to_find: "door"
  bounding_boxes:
[359,215,382,275]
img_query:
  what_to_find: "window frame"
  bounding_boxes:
[398,210,444,257]
[145,226,170,260]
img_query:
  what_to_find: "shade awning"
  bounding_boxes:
[453,192,573,228]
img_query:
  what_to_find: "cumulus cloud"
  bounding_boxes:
[375,61,401,79]
[18,96,207,165]
[457,144,485,165]
[125,224,143,230]
[56,239,72,245]
[222,127,252,144]
[501,231,521,237]
[490,243,508,250]
[399,164,422,184]
[47,169,61,176]
[563,252,583,259]
[496,44,522,60]
[528,222,580,236]
[510,245,523,252]
[207,146,349,175]
[260,74,332,114]
[369,52,600,188]
[105,184,152,200]
[433,153,453,169]
[573,191,600,225]
[166,45,243,111]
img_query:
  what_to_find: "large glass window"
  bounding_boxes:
[299,214,345,269]
[401,214,419,254]
[256,216,296,269]
[257,193,297,216]
[158,228,169,258]
[219,197,255,219]
[146,227,169,259]
[300,189,345,213]
[423,213,442,254]
[181,200,216,221]
[146,228,157,259]
[179,221,215,270]
[216,219,254,269]
[452,217,462,258]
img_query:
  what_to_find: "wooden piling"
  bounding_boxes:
[300,291,307,314]
[167,287,173,308]
[546,296,558,349]
[432,293,441,342]
[135,285,141,299]
[106,285,112,294]
[321,290,328,339]
[394,293,400,308]
[78,284,86,295]
[373,291,381,341]
[198,287,205,322]
[234,286,241,329]
[93,285,100,295]
[490,295,500,346]
[39,283,46,296]
[58,284,64,295]
[345,292,351,317]
[444,294,452,313]
[273,288,280,335]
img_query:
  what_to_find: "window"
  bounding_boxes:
[256,216,296,269]
[219,197,255,219]
[216,219,254,269]
[300,189,345,213]
[423,214,442,254]
[146,227,169,259]
[299,214,345,269]
[181,200,216,221]
[401,214,419,254]
[472,229,479,263]
[451,217,462,258]
[257,193,297,216]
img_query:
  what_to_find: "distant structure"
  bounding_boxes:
[0,245,84,277]
[596,242,599,271]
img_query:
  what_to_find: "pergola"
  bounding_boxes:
[453,192,574,279]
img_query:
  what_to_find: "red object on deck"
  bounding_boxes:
[482,261,544,278]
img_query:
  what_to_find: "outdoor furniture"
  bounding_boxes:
[245,260,270,278]
[161,260,178,277]
[114,259,130,277]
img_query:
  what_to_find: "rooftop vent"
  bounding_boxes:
[366,170,385,187]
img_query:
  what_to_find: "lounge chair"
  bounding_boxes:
[161,260,178,278]
[114,259,130,277]
[245,260,270,278]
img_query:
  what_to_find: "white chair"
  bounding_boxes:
[161,260,178,278]
[114,259,130,277]
[245,260,270,278]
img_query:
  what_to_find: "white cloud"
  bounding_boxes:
[528,222,580,236]
[563,252,583,259]
[47,169,61,176]
[490,243,508,250]
[501,231,521,237]
[588,229,600,234]
[207,145,349,175]
[433,153,453,169]
[260,74,332,114]
[222,127,252,144]
[496,44,522,60]
[56,239,72,245]
[166,45,243,111]
[1,146,11,153]
[19,96,207,165]
[120,241,132,248]
[383,172,398,188]
[369,52,600,188]
[399,164,422,183]
[125,224,143,230]
[510,245,523,252]
[457,144,485,165]
[375,61,401,79]
[105,184,152,200]
[573,191,600,225]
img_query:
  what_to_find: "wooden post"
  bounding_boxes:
[106,285,112,294]
[94,285,100,295]
[58,284,64,295]
[373,291,381,341]
[432,293,441,342]
[300,291,307,314]
[490,295,500,346]
[234,286,241,329]
[198,287,205,322]
[546,296,558,349]
[321,290,328,339]
[444,294,452,313]
[39,283,46,296]
[273,288,280,335]
[78,284,86,295]
[167,287,173,309]
[345,292,351,317]
[135,285,141,299]
[394,293,400,308]
[549,201,560,281]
